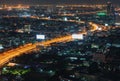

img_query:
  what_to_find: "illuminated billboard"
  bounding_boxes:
[0,44,3,49]
[97,12,107,16]
[36,35,45,39]
[72,34,83,39]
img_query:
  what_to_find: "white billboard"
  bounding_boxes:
[36,35,45,39]
[72,34,83,39]
[0,44,3,49]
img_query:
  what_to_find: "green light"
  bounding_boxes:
[2,68,30,75]
[97,12,106,16]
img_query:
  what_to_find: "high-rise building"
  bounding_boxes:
[106,2,116,25]
[23,25,31,33]
[107,2,115,16]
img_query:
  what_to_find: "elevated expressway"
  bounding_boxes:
[0,21,98,67]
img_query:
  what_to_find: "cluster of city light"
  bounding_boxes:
[89,22,99,31]
[0,4,29,10]
[0,20,104,67]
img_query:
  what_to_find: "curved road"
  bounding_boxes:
[0,22,98,67]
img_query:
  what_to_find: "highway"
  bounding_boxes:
[0,21,99,67]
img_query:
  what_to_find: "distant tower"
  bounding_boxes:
[106,2,116,25]
[107,2,115,16]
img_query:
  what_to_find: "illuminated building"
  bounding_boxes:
[107,2,114,15]
[23,25,31,33]
[106,2,116,25]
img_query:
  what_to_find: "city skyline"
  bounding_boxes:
[0,0,120,5]
[0,0,120,80]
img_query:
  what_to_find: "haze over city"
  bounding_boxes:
[0,0,120,5]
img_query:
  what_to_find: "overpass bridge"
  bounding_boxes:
[0,35,73,67]
[0,22,99,67]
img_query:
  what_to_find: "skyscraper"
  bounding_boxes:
[106,2,116,25]
[107,2,115,16]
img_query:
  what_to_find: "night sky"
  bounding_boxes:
[0,0,120,5]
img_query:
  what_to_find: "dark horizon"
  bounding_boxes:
[0,0,119,5]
